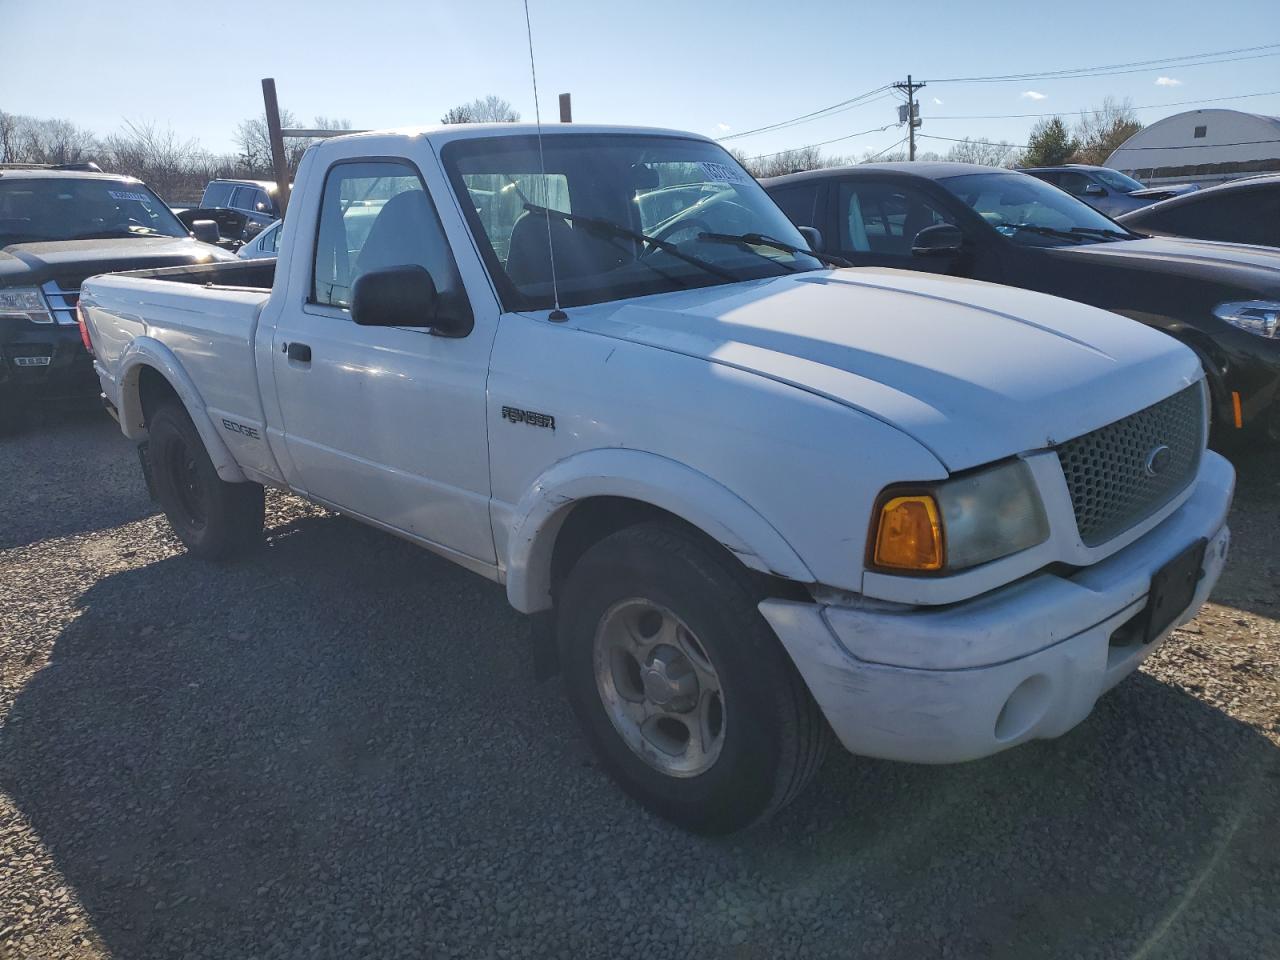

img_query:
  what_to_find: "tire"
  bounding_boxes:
[557,521,831,834]
[148,400,264,559]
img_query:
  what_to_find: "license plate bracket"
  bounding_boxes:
[1138,538,1207,644]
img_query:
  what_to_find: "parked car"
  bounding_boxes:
[764,163,1280,443]
[199,178,283,238]
[82,125,1233,833]
[1022,164,1198,217]
[1118,174,1280,248]
[237,219,282,259]
[0,164,235,431]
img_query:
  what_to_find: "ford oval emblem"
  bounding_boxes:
[1145,444,1172,477]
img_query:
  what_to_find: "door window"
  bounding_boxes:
[1054,172,1093,196]
[311,159,469,322]
[768,183,821,229]
[838,181,954,256]
[261,222,281,253]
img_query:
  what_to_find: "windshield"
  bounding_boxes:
[443,134,823,310]
[1094,169,1146,193]
[939,172,1133,246]
[0,177,189,246]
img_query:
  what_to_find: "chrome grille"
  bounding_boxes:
[1057,383,1204,547]
[40,280,80,325]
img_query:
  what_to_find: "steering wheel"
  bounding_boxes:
[645,216,713,254]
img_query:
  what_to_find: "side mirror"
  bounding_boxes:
[911,223,964,257]
[190,220,220,244]
[1083,183,1106,197]
[797,225,824,252]
[352,264,470,335]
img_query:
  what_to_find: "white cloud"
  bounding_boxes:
[1021,90,1047,101]
[716,122,731,132]
[932,97,944,105]
[1155,76,1182,87]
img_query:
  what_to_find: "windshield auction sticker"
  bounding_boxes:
[699,162,750,184]
[108,190,151,202]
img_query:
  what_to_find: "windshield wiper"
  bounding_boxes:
[1069,226,1133,241]
[523,203,735,282]
[697,232,850,267]
[999,223,1091,244]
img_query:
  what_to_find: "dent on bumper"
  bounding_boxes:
[761,452,1234,765]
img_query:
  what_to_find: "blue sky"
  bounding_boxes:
[3,0,1279,161]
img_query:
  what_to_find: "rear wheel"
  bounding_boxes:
[557,521,831,834]
[148,401,264,559]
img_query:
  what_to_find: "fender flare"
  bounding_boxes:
[116,337,247,483]
[504,448,814,614]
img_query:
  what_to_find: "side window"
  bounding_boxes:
[1032,172,1060,187]
[228,186,252,211]
[1150,193,1266,244]
[768,184,820,228]
[1055,172,1092,196]
[838,181,954,256]
[311,159,469,322]
[263,223,281,253]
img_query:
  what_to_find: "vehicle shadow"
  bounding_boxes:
[0,403,155,551]
[1205,441,1279,621]
[2,510,1277,958]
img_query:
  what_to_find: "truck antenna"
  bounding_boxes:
[523,0,567,322]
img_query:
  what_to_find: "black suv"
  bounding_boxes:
[764,162,1280,443]
[0,165,234,430]
[199,179,282,236]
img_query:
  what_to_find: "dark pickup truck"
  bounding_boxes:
[0,165,234,430]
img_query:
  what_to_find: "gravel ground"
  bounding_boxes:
[1,405,1278,960]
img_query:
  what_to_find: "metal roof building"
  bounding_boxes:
[1106,108,1280,187]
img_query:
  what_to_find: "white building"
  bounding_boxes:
[1106,108,1280,187]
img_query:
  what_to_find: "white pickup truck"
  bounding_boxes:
[81,123,1234,834]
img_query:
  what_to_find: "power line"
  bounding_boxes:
[717,85,894,141]
[1116,137,1280,151]
[918,134,1032,149]
[924,42,1280,83]
[742,123,899,161]
[863,136,911,162]
[926,88,1280,120]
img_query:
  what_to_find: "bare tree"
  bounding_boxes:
[103,120,211,201]
[0,112,99,165]
[440,96,520,124]
[233,111,350,178]
[944,137,1022,168]
[1071,97,1142,165]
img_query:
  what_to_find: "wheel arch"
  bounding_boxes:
[503,449,814,614]
[116,337,247,483]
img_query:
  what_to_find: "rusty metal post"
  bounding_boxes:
[261,78,292,217]
[558,93,572,123]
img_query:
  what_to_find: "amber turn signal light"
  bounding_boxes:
[872,495,944,571]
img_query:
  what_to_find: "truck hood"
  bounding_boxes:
[0,237,233,288]
[563,269,1199,471]
[1045,235,1280,293]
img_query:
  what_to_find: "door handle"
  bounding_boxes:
[286,342,312,363]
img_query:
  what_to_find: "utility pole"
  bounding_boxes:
[558,93,572,123]
[892,74,926,160]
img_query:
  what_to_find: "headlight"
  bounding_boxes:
[1213,300,1278,339]
[0,287,53,324]
[870,459,1049,574]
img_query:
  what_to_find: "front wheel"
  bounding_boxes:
[557,521,831,834]
[148,400,264,559]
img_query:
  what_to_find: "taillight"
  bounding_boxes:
[76,302,94,355]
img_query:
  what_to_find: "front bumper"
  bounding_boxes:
[0,316,96,404]
[761,451,1235,764]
